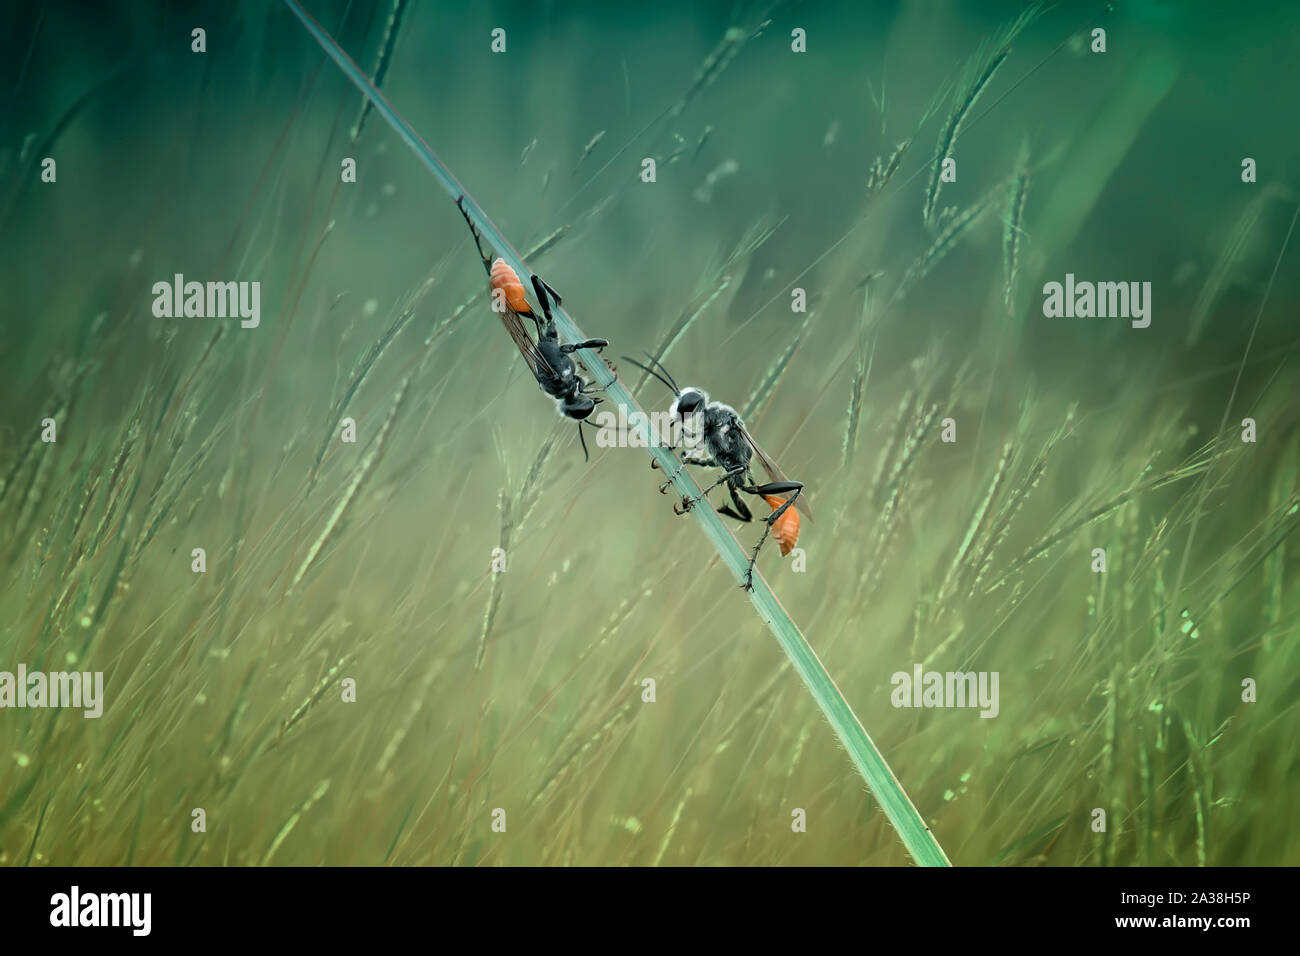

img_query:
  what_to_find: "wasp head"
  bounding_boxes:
[560,395,600,421]
[670,388,707,422]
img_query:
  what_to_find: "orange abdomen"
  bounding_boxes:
[762,495,801,556]
[490,258,533,316]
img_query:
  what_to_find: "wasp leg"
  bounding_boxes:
[582,365,619,394]
[561,338,609,354]
[740,483,803,590]
[744,480,803,499]
[650,439,692,468]
[530,274,550,310]
[718,484,753,523]
[538,277,562,307]
[677,466,745,512]
[658,454,717,492]
[658,457,688,492]
[529,275,564,345]
[651,450,677,471]
[529,277,565,350]
[527,310,552,341]
[456,196,493,275]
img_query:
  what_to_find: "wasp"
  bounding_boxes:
[457,196,610,459]
[624,354,812,590]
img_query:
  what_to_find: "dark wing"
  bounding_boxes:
[497,306,554,377]
[738,422,814,522]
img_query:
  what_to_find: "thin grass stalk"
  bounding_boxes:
[895,183,1006,304]
[288,371,410,594]
[842,273,880,468]
[742,312,810,425]
[636,279,730,393]
[866,139,910,201]
[1185,183,1290,347]
[1002,138,1030,315]
[922,49,1006,228]
[637,216,781,391]
[279,655,350,741]
[986,449,1218,594]
[921,7,1036,228]
[669,19,748,119]
[350,0,409,142]
[475,488,509,670]
[530,702,632,811]
[260,779,331,866]
[284,0,951,867]
[574,130,606,173]
[308,279,429,489]
[651,787,692,866]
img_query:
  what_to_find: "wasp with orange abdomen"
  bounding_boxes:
[623,354,812,590]
[457,196,611,459]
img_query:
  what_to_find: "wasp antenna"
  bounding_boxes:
[577,421,590,461]
[643,351,681,394]
[456,195,492,271]
[621,355,679,395]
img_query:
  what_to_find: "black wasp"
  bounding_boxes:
[625,354,812,590]
[458,196,610,458]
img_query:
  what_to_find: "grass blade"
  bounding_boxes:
[283,0,951,867]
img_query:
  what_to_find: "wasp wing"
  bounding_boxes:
[497,305,554,378]
[738,422,814,522]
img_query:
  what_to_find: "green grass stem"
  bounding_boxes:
[283,0,951,867]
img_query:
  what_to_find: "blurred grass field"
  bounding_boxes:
[1,0,1298,865]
